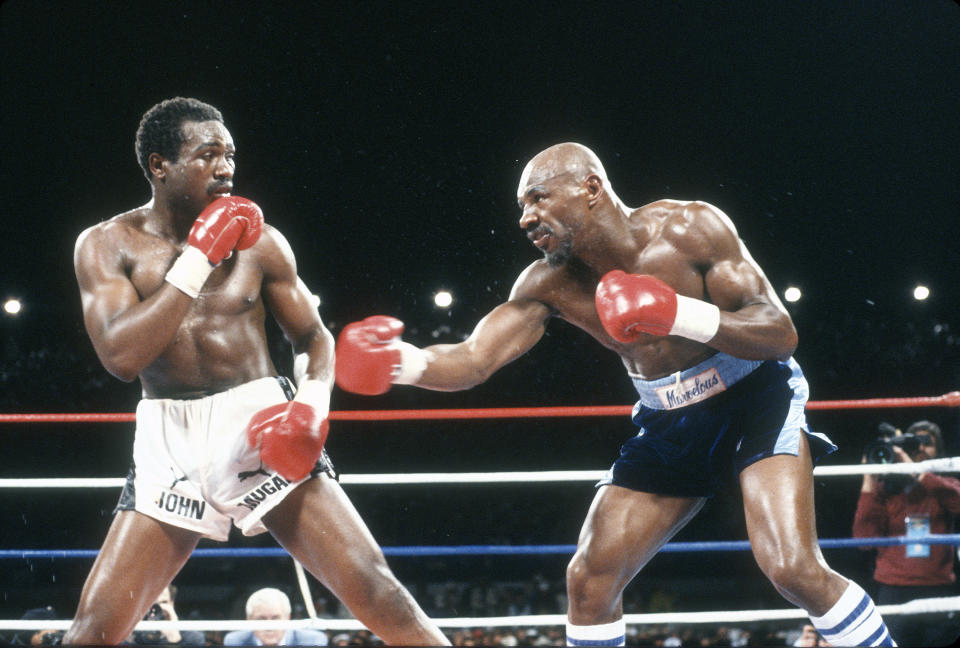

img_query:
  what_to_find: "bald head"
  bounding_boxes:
[519,143,610,189]
[516,143,625,267]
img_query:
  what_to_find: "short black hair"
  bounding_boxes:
[135,97,223,180]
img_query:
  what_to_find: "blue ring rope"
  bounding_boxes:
[3,535,959,560]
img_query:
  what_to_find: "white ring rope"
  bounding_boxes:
[2,596,958,632]
[5,460,958,636]
[1,457,958,489]
[292,558,318,621]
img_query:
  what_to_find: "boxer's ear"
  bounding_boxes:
[149,153,167,181]
[584,174,605,207]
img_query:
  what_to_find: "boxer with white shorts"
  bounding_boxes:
[118,376,336,540]
[66,97,448,646]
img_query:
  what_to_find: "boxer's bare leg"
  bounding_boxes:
[264,477,449,645]
[64,511,200,644]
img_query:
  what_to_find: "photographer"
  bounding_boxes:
[9,606,61,646]
[853,420,960,646]
[129,585,205,646]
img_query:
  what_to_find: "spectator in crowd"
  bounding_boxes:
[853,420,960,646]
[9,606,60,646]
[223,587,328,646]
[792,623,821,647]
[130,585,205,645]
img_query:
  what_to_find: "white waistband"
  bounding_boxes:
[630,352,763,410]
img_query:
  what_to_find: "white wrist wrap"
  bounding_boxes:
[294,379,330,418]
[392,341,428,385]
[164,246,214,299]
[669,295,720,343]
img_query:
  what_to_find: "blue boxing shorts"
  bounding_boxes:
[598,352,836,498]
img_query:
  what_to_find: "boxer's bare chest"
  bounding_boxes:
[126,235,262,318]
[551,230,702,328]
[536,223,711,375]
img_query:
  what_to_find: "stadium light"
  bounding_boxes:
[434,290,453,308]
[783,287,802,303]
[3,298,22,315]
[912,285,930,301]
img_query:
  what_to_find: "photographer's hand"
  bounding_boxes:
[891,445,932,486]
[891,446,912,464]
[860,455,878,493]
[157,599,182,644]
[893,446,929,483]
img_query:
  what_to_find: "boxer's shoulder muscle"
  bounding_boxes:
[510,260,573,306]
[245,223,297,282]
[509,259,598,325]
[77,206,173,265]
[629,201,741,279]
[658,201,739,260]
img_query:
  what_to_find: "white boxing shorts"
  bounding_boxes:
[116,376,335,541]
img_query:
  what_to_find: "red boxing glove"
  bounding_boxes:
[246,400,328,482]
[165,196,264,298]
[335,315,427,395]
[595,270,720,344]
[189,196,264,264]
[232,197,264,251]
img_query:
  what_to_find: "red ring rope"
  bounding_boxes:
[1,391,957,424]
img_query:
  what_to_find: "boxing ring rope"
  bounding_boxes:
[4,534,960,561]
[4,596,960,633]
[2,390,959,425]
[4,457,960,491]
[3,392,959,636]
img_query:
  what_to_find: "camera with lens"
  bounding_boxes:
[37,630,65,645]
[145,604,166,621]
[134,603,168,644]
[865,423,932,464]
[864,423,932,494]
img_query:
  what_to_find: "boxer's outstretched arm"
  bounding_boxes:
[418,298,552,391]
[75,225,196,382]
[335,297,551,395]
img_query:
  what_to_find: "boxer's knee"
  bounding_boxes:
[63,576,147,645]
[345,562,416,617]
[566,552,622,623]
[758,551,838,609]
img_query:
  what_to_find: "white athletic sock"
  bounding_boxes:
[809,581,896,647]
[565,619,626,647]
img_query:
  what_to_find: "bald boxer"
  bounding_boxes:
[337,143,895,647]
[66,97,447,645]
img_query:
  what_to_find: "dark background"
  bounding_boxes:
[1,0,958,626]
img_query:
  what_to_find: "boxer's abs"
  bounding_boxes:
[139,312,277,399]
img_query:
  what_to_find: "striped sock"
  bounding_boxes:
[809,581,896,646]
[566,619,626,646]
